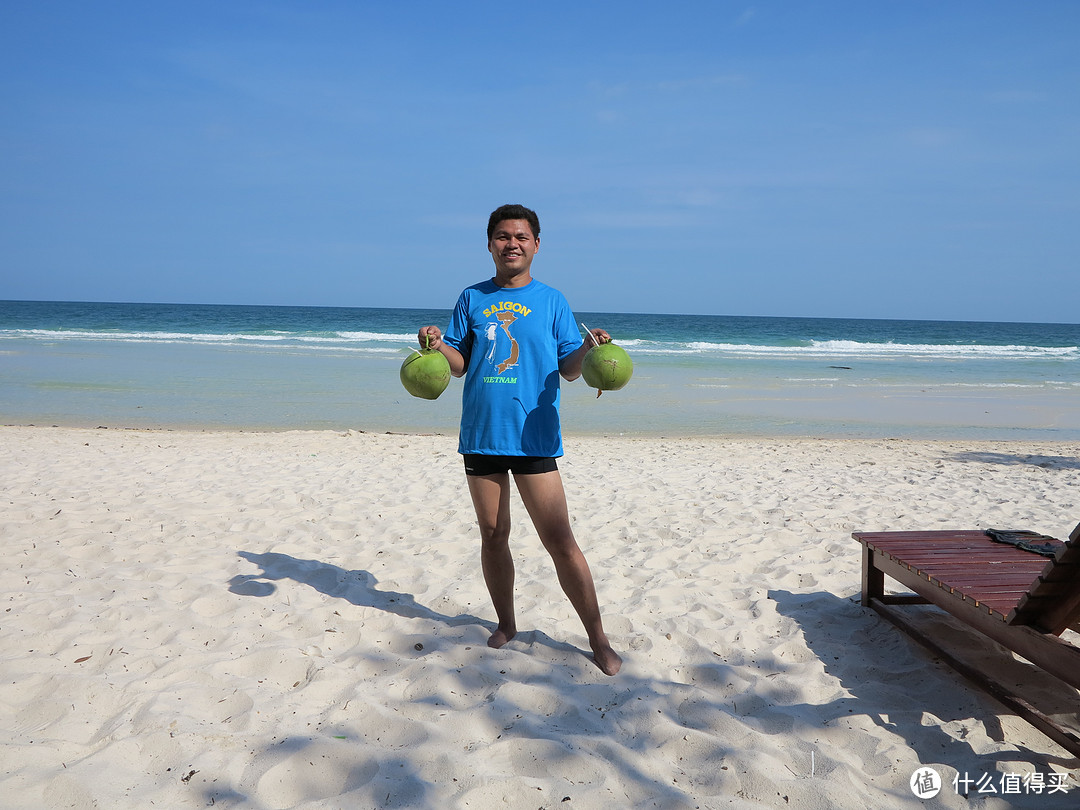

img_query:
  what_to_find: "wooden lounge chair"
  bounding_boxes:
[853,522,1080,757]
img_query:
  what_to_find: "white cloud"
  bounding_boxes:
[735,7,756,27]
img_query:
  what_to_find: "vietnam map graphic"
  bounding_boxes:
[481,308,522,380]
[481,299,532,383]
[493,311,519,374]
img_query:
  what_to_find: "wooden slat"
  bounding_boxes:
[855,524,1080,632]
[855,529,1069,621]
[923,572,1043,584]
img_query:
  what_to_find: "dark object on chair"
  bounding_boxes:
[853,522,1080,757]
[984,528,1061,557]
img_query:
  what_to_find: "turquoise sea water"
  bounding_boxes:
[2,300,1078,439]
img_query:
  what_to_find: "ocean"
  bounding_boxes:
[2,300,1078,440]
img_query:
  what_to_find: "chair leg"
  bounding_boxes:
[862,546,885,607]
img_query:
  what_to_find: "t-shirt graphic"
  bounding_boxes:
[491,311,520,374]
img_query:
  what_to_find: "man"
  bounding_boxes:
[418,204,622,676]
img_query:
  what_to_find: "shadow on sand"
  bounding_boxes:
[229,550,598,665]
[230,550,482,627]
[220,549,730,808]
[944,451,1080,471]
[769,589,1080,780]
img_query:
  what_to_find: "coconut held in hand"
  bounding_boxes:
[581,341,633,392]
[400,337,451,400]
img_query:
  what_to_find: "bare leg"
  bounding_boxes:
[514,470,622,676]
[466,473,517,648]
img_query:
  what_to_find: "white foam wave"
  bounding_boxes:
[2,329,1076,363]
[0,328,417,346]
[627,338,1078,361]
[807,339,1077,359]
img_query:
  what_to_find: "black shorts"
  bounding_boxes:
[463,454,559,476]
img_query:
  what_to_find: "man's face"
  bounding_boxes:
[488,219,539,277]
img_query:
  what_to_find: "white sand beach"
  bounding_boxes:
[2,426,1078,809]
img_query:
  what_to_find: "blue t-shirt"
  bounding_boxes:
[443,278,582,457]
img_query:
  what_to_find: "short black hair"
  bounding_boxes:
[487,204,540,242]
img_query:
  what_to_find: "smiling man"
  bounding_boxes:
[418,203,622,676]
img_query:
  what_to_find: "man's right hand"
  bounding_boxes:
[418,326,443,350]
[417,326,466,377]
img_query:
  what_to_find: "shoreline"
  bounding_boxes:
[6,414,1080,447]
[4,424,1079,475]
[2,426,1077,807]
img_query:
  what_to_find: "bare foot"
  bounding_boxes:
[488,626,517,649]
[591,642,622,676]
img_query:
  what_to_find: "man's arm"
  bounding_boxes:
[418,326,467,377]
[559,328,610,382]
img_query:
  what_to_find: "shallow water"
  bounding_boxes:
[2,300,1078,438]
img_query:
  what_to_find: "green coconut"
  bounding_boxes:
[581,342,633,391]
[400,337,451,400]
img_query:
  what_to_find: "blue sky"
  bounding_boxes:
[2,1,1078,322]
